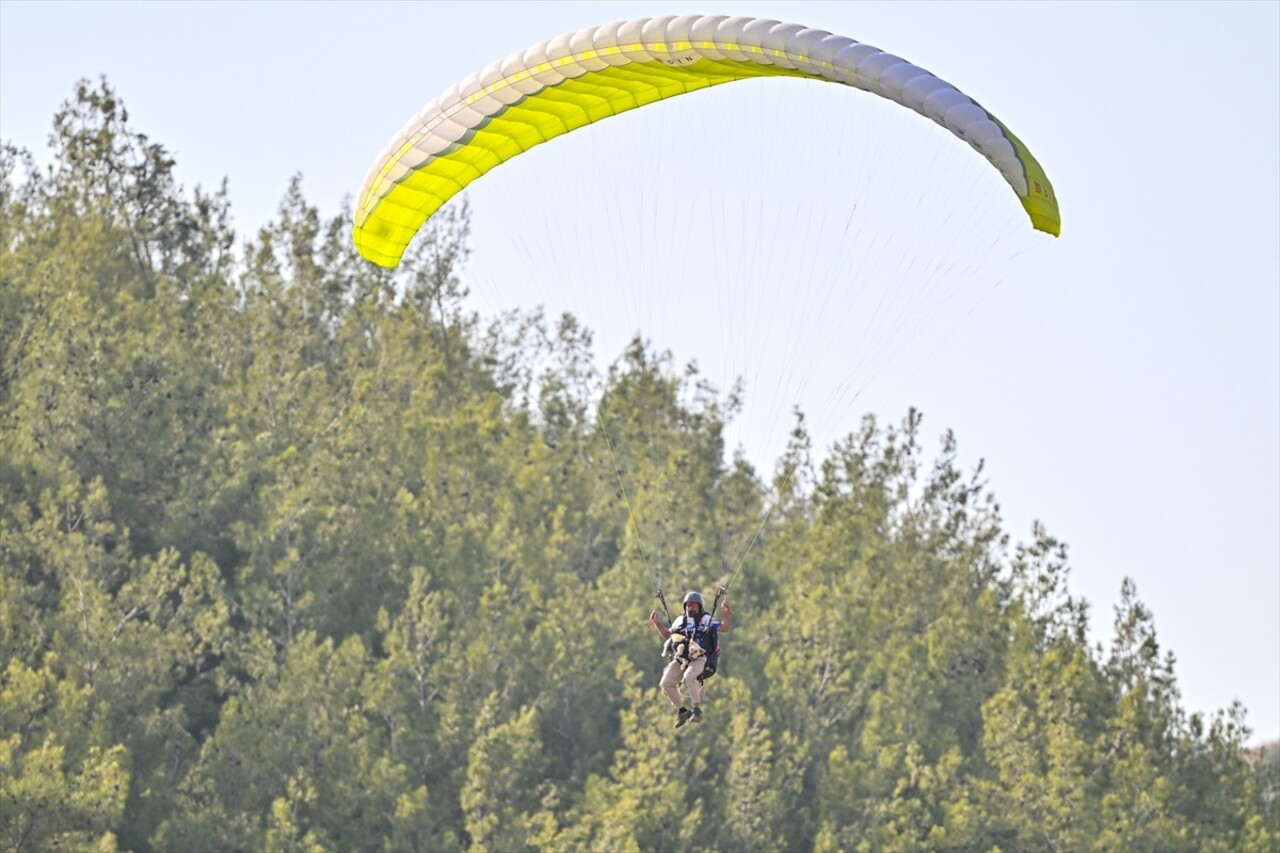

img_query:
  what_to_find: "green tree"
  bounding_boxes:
[4,77,1274,852]
[0,732,128,852]
[462,703,549,851]
[716,678,804,853]
[156,633,415,851]
[546,659,710,853]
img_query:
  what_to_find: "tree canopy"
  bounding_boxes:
[1,79,1275,852]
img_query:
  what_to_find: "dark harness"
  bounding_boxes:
[669,613,720,681]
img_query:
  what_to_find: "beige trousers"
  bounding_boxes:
[660,656,706,708]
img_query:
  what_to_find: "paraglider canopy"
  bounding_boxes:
[352,13,1059,268]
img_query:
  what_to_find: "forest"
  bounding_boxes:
[2,80,1276,852]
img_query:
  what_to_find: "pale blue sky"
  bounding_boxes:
[2,0,1277,744]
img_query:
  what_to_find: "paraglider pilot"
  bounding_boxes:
[650,591,730,728]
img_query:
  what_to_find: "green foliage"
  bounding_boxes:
[462,703,548,851]
[0,733,128,852]
[1,79,1271,852]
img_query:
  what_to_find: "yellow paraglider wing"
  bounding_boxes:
[353,14,1059,269]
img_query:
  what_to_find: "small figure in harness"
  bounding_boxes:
[649,590,731,728]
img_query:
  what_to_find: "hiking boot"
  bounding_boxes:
[675,707,693,729]
[691,707,703,724]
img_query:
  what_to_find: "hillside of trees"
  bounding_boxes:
[2,80,1276,852]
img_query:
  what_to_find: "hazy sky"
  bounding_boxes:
[2,0,1277,744]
